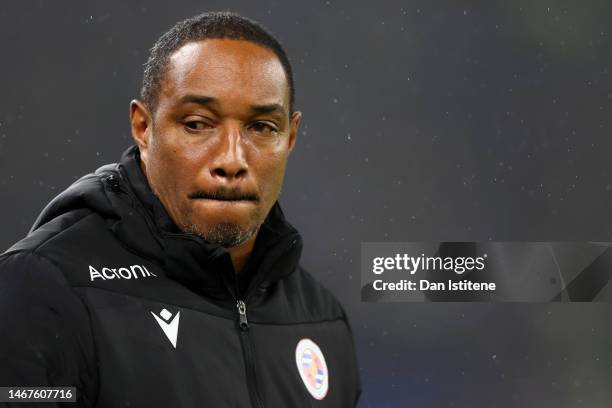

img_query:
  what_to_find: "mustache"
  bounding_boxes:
[188,187,259,202]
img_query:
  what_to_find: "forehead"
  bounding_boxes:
[160,39,289,111]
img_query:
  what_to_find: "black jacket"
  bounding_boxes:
[0,146,361,407]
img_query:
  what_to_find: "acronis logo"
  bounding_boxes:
[89,264,157,281]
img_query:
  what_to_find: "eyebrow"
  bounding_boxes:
[178,94,216,107]
[251,103,285,115]
[178,94,285,116]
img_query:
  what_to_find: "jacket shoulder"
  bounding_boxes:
[299,266,348,318]
[4,208,95,256]
[259,265,348,324]
[2,207,120,287]
[0,207,103,298]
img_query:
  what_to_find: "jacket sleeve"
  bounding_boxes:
[0,251,98,407]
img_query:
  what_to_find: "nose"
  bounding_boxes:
[209,124,248,183]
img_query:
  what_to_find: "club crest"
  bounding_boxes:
[295,338,328,400]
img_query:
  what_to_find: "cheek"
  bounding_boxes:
[257,149,289,197]
[148,131,193,198]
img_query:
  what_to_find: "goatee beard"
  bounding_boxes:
[184,221,259,248]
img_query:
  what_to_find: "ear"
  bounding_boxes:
[287,110,302,154]
[129,99,153,164]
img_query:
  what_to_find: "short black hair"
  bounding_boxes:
[141,11,295,114]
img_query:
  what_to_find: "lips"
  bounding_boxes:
[197,197,255,203]
[199,197,245,201]
[188,189,259,202]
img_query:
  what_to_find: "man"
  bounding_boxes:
[0,11,361,407]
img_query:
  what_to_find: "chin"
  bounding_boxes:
[181,200,264,238]
[185,217,260,247]
[198,206,261,228]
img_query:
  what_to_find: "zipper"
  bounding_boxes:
[237,300,249,331]
[229,236,300,408]
[226,236,295,408]
[229,236,298,408]
[235,298,265,408]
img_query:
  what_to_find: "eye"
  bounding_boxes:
[184,120,211,131]
[249,121,278,134]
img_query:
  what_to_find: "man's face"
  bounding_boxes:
[131,39,301,247]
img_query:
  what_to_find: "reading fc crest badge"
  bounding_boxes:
[295,338,329,400]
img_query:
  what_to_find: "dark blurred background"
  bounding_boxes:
[2,0,612,406]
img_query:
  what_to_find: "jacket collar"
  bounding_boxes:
[110,145,303,300]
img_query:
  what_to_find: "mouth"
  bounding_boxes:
[188,189,259,203]
[196,197,256,204]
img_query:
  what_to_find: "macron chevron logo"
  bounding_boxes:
[151,308,180,349]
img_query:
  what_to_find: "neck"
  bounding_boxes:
[227,233,257,273]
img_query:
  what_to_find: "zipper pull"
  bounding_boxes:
[237,300,249,331]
